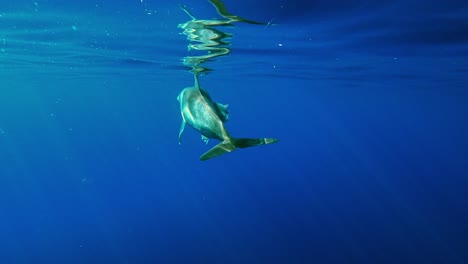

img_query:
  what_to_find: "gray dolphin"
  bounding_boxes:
[177,77,278,161]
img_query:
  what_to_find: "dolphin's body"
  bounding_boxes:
[177,79,278,161]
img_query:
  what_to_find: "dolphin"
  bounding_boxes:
[177,77,278,161]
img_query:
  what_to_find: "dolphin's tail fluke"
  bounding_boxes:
[199,137,278,161]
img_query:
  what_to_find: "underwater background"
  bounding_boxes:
[1,0,468,263]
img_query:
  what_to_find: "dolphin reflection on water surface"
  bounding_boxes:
[177,0,278,160]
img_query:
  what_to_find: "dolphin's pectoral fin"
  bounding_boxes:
[216,103,229,121]
[217,103,228,110]
[178,120,186,144]
[201,135,209,144]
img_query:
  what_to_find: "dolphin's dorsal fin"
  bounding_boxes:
[194,74,200,90]
[194,76,229,122]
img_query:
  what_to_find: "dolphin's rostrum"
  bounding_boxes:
[178,76,278,161]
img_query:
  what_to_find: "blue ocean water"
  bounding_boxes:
[1,0,467,263]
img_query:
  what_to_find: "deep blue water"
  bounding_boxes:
[1,0,468,263]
